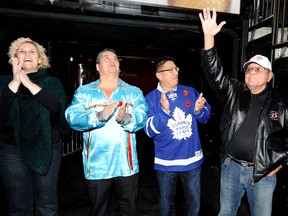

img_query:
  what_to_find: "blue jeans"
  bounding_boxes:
[219,157,277,216]
[0,142,62,216]
[155,167,201,216]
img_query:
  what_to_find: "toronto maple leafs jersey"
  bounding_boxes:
[144,83,211,172]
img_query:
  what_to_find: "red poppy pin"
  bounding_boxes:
[183,90,188,96]
[185,101,191,107]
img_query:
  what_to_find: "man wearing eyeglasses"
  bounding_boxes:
[199,8,288,216]
[144,56,211,216]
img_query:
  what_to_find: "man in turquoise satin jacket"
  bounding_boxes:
[65,48,148,216]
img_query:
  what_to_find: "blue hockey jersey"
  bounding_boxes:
[144,83,211,171]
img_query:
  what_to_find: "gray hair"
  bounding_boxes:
[96,48,117,64]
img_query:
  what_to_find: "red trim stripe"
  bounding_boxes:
[97,112,105,122]
[127,132,133,170]
[86,104,107,110]
[86,131,90,160]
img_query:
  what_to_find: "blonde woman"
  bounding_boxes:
[0,37,68,216]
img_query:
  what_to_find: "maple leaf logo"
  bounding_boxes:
[167,107,192,140]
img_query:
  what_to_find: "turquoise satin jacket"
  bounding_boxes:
[65,79,148,179]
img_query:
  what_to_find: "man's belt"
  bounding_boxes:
[230,157,254,167]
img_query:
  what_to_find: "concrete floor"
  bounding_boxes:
[57,148,223,216]
[1,131,288,216]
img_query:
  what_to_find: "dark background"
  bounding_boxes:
[0,0,288,215]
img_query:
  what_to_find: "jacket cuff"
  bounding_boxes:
[97,111,107,122]
[200,46,216,56]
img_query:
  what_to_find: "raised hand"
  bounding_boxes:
[102,101,118,120]
[199,8,226,37]
[8,57,23,92]
[160,91,170,113]
[194,93,207,113]
[12,57,22,83]
[116,100,128,124]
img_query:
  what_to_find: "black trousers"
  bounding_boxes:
[86,173,139,216]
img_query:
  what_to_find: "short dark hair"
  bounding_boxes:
[154,56,175,74]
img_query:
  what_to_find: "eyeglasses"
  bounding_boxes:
[157,67,179,73]
[245,67,268,75]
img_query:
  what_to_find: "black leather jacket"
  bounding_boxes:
[201,47,288,182]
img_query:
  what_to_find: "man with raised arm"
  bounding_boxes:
[199,8,288,216]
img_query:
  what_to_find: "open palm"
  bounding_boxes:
[199,8,226,37]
